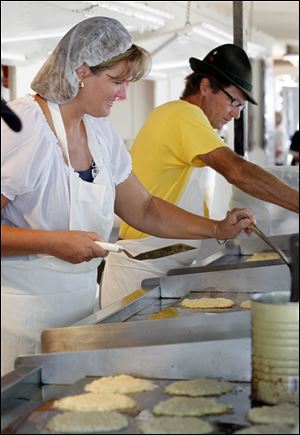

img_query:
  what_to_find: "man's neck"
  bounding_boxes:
[183,94,203,109]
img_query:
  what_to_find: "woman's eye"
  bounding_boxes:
[114,81,123,86]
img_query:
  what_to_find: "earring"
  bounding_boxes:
[79,80,84,88]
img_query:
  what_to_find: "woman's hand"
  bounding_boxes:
[215,208,256,241]
[47,230,110,264]
[1,224,111,263]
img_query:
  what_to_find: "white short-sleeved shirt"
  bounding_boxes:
[1,95,132,233]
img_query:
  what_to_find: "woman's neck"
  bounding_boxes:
[58,100,91,170]
[59,99,84,132]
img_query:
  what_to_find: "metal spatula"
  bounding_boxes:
[95,241,196,260]
[237,213,290,268]
[247,223,290,268]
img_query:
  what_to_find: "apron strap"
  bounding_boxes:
[47,101,70,166]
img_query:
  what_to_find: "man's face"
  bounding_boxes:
[202,83,247,130]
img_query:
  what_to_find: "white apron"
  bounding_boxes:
[101,167,216,308]
[1,102,115,375]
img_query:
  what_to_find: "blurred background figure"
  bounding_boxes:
[1,66,22,132]
[289,130,300,166]
[1,98,22,132]
[274,111,289,165]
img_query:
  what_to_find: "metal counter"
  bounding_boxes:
[59,234,292,328]
[37,234,291,355]
[1,234,295,433]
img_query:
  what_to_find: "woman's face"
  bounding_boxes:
[79,61,129,117]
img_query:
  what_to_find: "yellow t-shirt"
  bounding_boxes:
[120,100,227,239]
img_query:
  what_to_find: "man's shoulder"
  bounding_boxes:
[155,99,192,111]
[152,99,201,119]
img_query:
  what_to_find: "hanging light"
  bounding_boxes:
[283,45,299,67]
[177,1,192,44]
[81,1,174,30]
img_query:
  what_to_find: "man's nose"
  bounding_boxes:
[231,106,242,120]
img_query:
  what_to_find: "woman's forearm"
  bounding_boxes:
[1,225,53,256]
[115,173,254,241]
[1,225,108,263]
[126,196,254,241]
[134,196,216,239]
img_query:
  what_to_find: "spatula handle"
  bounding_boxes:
[94,241,124,253]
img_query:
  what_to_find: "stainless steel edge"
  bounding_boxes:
[160,263,290,297]
[72,286,160,326]
[1,366,42,402]
[166,259,289,276]
[14,337,251,385]
[42,310,251,353]
[233,233,294,255]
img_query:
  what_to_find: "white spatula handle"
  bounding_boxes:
[94,241,124,253]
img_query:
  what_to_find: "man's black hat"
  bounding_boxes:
[1,98,22,132]
[189,44,258,105]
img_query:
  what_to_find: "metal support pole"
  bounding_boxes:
[233,1,248,156]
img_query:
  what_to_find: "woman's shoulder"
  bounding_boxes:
[2,95,56,154]
[8,95,49,127]
[9,94,36,113]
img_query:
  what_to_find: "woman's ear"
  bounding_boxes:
[75,64,91,81]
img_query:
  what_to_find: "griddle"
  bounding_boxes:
[39,234,292,354]
[2,373,252,434]
[1,233,296,433]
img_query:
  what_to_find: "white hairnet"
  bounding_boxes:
[31,17,132,104]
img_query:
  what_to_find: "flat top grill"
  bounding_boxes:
[126,288,254,322]
[3,375,252,434]
[39,235,292,355]
[2,234,296,433]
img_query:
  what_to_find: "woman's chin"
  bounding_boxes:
[92,107,111,118]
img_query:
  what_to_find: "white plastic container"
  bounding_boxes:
[230,165,299,236]
[251,291,299,404]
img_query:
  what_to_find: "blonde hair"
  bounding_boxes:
[89,44,151,82]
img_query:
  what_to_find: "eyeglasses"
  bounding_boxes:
[219,88,246,110]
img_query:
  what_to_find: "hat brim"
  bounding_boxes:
[189,58,258,105]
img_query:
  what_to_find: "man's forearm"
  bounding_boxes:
[235,161,299,213]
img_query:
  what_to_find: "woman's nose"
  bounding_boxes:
[116,82,128,101]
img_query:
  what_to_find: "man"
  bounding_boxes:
[289,130,299,166]
[274,111,289,165]
[101,44,299,308]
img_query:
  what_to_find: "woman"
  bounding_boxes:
[1,16,255,375]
